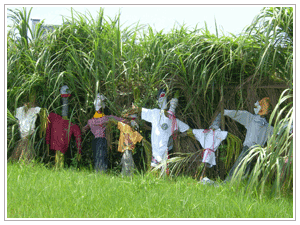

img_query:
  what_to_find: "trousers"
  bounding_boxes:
[92,137,108,172]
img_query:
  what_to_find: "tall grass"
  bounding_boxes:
[6,7,293,196]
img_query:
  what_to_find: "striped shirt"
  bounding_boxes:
[84,115,124,138]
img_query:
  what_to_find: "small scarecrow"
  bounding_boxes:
[82,93,125,172]
[212,97,274,181]
[188,122,228,184]
[45,85,82,169]
[10,91,46,162]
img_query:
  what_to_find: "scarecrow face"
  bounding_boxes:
[94,94,106,111]
[130,115,139,129]
[60,85,70,95]
[157,90,167,110]
[254,101,261,115]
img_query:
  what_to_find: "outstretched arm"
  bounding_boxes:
[210,110,253,129]
[209,113,222,130]
[223,110,253,128]
[122,103,142,118]
[81,123,90,134]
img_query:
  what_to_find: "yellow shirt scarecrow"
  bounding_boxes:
[117,122,143,153]
[117,121,143,176]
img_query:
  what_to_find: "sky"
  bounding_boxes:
[6,5,266,36]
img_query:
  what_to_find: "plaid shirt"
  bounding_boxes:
[84,115,124,138]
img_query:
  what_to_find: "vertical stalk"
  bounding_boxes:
[220,85,225,131]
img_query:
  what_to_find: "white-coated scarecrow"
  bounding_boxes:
[212,97,274,181]
[129,89,190,170]
[82,93,125,172]
[188,122,228,184]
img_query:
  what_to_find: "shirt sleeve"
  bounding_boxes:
[224,110,253,129]
[83,123,90,132]
[35,107,41,114]
[109,115,124,122]
[72,124,82,154]
[177,119,190,132]
[218,130,228,141]
[192,129,205,141]
[210,113,221,129]
[142,108,156,123]
[133,131,143,144]
[117,121,123,131]
[15,107,22,120]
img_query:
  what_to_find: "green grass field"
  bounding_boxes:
[6,162,293,219]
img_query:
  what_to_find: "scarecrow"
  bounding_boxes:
[212,97,274,181]
[45,85,82,168]
[187,122,228,184]
[116,114,143,176]
[10,91,46,162]
[125,89,190,172]
[113,88,144,176]
[82,93,125,172]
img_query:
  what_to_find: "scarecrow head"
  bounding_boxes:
[60,85,70,118]
[60,85,71,98]
[94,93,106,112]
[130,114,139,130]
[254,97,270,116]
[157,89,167,110]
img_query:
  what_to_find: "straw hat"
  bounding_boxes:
[258,97,270,116]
